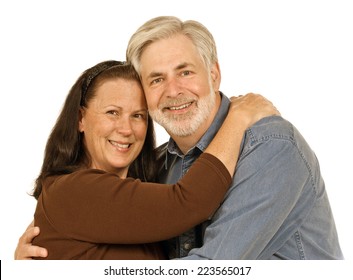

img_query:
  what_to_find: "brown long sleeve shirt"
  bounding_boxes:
[32,153,231,259]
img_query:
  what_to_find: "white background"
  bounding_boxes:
[0,0,352,267]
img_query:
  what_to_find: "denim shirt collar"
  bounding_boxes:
[165,92,230,164]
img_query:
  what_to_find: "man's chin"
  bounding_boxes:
[165,122,200,137]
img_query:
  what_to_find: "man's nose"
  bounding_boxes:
[165,78,182,98]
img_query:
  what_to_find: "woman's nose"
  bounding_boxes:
[116,117,133,136]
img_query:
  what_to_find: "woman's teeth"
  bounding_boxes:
[109,141,130,148]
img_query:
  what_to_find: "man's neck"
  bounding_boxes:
[171,132,205,155]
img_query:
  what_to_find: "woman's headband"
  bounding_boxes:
[80,60,125,106]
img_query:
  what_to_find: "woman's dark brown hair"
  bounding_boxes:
[32,61,157,199]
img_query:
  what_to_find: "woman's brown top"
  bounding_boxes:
[32,153,231,259]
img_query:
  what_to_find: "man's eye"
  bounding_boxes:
[151,78,162,85]
[181,70,190,76]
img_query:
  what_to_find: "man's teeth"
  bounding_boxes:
[169,102,191,110]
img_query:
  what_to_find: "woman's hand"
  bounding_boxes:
[229,93,280,128]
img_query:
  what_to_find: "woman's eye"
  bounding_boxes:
[133,113,146,119]
[107,110,119,116]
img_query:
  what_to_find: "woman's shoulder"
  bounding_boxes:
[44,169,123,192]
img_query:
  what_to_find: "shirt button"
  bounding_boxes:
[183,243,192,250]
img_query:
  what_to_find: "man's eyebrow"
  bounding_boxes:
[146,62,195,80]
[147,71,163,79]
[175,62,193,70]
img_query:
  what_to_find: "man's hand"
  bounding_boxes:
[14,221,48,260]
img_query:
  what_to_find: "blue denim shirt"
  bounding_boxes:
[157,93,343,260]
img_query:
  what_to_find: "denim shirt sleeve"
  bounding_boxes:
[183,116,340,259]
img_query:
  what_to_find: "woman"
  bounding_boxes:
[25,60,278,259]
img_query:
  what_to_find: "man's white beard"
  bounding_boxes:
[149,89,216,137]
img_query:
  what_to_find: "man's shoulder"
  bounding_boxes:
[239,116,316,175]
[246,116,296,144]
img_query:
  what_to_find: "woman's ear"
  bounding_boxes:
[78,108,85,133]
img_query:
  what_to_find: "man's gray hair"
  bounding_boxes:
[126,16,218,75]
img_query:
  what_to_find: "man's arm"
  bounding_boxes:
[183,117,315,259]
[14,221,48,259]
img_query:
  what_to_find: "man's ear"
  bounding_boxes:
[210,62,221,91]
[78,108,85,133]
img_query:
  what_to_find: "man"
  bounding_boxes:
[126,16,343,259]
[15,16,342,259]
